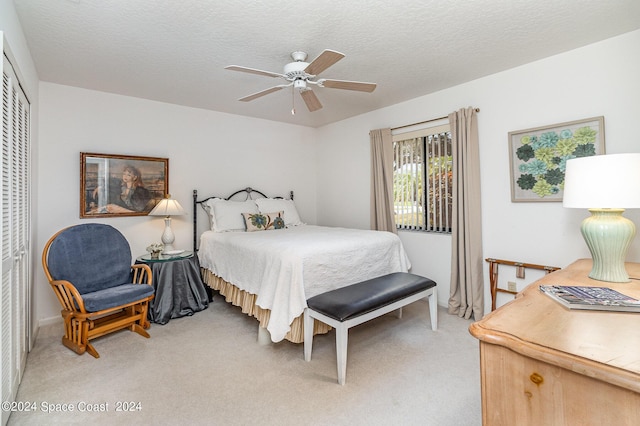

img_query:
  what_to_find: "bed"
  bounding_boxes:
[193,188,411,343]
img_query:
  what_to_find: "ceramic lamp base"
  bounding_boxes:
[161,217,176,252]
[581,209,636,283]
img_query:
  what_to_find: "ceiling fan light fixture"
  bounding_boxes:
[226,49,376,113]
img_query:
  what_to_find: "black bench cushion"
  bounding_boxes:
[306,272,436,322]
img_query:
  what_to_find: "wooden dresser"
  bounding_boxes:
[469,259,640,425]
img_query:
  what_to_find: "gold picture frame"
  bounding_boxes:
[509,116,605,202]
[80,152,169,218]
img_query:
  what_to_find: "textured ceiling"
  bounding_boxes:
[13,0,640,128]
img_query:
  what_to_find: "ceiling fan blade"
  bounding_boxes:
[238,86,286,102]
[319,79,377,93]
[304,50,345,76]
[300,89,323,112]
[225,65,285,79]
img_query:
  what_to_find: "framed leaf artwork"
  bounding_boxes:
[509,116,605,202]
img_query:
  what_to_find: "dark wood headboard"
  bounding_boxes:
[192,187,294,251]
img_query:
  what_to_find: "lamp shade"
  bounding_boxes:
[563,153,640,208]
[149,196,186,217]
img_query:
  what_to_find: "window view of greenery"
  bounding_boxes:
[393,131,453,233]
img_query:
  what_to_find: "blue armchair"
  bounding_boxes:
[42,223,155,358]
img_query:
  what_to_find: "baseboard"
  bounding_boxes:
[30,317,63,351]
[39,316,63,327]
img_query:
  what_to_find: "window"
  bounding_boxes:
[393,124,452,233]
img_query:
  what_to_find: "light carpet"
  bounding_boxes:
[9,297,481,425]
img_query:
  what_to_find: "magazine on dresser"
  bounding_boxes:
[539,284,640,312]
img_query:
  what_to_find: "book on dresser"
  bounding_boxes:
[539,284,640,312]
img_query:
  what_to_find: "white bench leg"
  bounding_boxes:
[304,308,313,361]
[428,288,438,330]
[336,323,348,385]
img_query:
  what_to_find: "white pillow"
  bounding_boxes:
[209,199,259,232]
[255,198,303,227]
[202,198,222,230]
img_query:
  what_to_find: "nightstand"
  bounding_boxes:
[135,250,208,324]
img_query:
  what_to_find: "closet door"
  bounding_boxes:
[1,52,31,426]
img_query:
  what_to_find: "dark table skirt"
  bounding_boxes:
[136,254,209,325]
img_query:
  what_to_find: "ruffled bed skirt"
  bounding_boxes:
[201,269,331,343]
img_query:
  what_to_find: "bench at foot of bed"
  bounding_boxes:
[303,272,437,385]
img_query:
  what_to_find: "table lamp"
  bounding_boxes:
[563,153,640,282]
[148,195,186,252]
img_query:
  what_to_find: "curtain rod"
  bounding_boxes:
[391,108,480,131]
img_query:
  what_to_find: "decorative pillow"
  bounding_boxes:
[209,199,259,232]
[255,198,303,227]
[242,211,285,232]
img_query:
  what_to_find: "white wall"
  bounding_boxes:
[0,1,38,94]
[315,30,640,313]
[36,84,317,323]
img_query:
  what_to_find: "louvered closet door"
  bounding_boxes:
[1,53,30,426]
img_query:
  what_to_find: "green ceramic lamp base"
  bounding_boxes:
[581,209,636,283]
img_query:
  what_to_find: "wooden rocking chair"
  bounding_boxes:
[42,223,155,358]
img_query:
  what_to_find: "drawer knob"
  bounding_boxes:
[530,372,544,385]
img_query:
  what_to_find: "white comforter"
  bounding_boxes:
[198,225,411,342]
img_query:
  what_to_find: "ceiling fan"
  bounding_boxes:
[225,50,376,113]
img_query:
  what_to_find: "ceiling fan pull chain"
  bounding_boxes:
[291,86,296,115]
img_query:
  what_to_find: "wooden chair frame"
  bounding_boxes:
[42,227,154,358]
